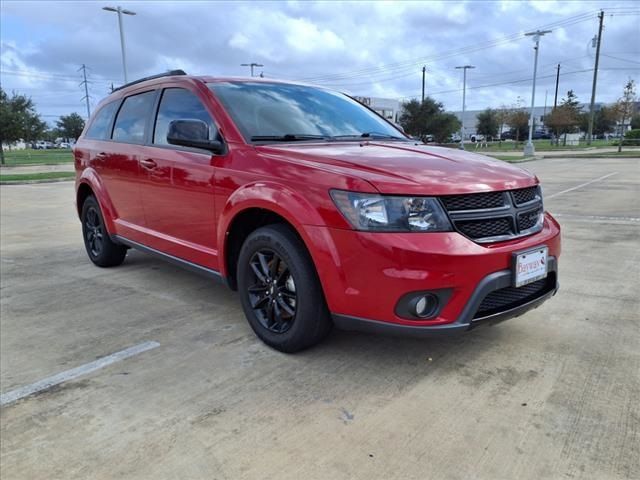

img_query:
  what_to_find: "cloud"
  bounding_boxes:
[0,0,638,123]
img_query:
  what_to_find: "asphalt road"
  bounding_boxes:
[1,156,638,480]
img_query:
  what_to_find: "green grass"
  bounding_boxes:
[0,149,74,166]
[0,171,75,183]
[553,151,640,159]
[442,138,622,152]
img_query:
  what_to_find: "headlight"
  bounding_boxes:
[330,190,452,232]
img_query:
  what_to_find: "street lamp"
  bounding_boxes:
[455,65,475,150]
[241,63,264,77]
[103,6,136,83]
[523,29,551,156]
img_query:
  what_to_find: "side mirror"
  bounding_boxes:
[167,119,224,154]
[394,123,406,134]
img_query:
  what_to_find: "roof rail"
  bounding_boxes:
[112,69,187,92]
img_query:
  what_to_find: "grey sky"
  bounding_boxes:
[1,0,638,123]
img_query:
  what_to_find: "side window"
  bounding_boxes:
[112,91,156,144]
[153,88,217,145]
[85,101,118,140]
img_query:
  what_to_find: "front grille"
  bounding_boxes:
[441,191,504,211]
[440,186,544,243]
[457,217,512,239]
[511,186,539,205]
[517,208,543,231]
[474,274,555,319]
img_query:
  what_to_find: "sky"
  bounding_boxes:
[1,0,639,124]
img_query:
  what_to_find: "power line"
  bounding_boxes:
[398,67,597,100]
[1,69,117,84]
[294,10,599,83]
[601,53,640,65]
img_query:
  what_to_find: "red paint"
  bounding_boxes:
[75,75,561,328]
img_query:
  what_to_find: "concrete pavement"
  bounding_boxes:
[1,156,639,479]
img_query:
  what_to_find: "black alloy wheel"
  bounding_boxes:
[81,195,127,267]
[84,205,104,258]
[247,249,297,334]
[237,224,332,352]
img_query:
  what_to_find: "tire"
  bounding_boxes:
[81,195,127,267]
[237,224,332,353]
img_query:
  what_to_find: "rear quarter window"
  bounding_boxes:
[112,91,156,144]
[85,101,118,140]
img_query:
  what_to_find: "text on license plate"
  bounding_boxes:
[514,246,548,287]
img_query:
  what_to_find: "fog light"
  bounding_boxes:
[413,294,439,318]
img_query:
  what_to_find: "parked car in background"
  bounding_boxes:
[532,131,552,140]
[57,142,72,149]
[500,131,515,140]
[75,71,561,352]
[34,141,54,149]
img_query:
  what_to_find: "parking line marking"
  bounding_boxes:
[546,172,618,199]
[0,341,160,407]
[553,213,640,223]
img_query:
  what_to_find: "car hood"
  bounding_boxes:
[257,141,538,195]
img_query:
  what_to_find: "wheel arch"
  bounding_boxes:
[219,182,327,290]
[76,169,117,234]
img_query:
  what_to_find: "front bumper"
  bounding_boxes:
[303,212,561,333]
[333,257,558,336]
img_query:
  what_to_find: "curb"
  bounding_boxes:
[0,178,75,186]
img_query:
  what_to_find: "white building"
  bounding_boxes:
[353,96,402,123]
[1,139,27,150]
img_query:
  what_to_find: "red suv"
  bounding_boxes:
[74,71,560,352]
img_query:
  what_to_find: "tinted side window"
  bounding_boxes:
[85,101,118,140]
[113,91,156,144]
[153,88,216,145]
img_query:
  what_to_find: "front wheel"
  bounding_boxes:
[237,224,332,353]
[81,195,127,267]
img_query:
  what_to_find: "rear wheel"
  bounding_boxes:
[81,195,127,267]
[237,224,332,352]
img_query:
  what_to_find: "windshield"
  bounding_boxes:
[208,81,406,143]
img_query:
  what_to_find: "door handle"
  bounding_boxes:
[140,158,157,169]
[94,152,107,160]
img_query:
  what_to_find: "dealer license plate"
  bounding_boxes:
[514,246,548,287]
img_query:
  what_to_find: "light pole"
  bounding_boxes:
[241,63,264,77]
[523,29,551,156]
[103,6,136,83]
[455,65,475,150]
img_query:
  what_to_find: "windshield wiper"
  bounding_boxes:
[251,134,328,142]
[330,132,406,140]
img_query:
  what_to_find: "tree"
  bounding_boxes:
[0,88,46,164]
[613,79,637,152]
[579,107,616,137]
[399,98,461,143]
[56,113,85,140]
[476,108,499,140]
[544,90,583,145]
[507,108,529,144]
[496,105,510,141]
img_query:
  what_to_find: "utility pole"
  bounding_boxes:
[553,63,560,108]
[241,63,264,77]
[79,64,91,118]
[455,65,475,150]
[103,6,137,83]
[587,10,604,145]
[524,29,552,157]
[421,66,426,103]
